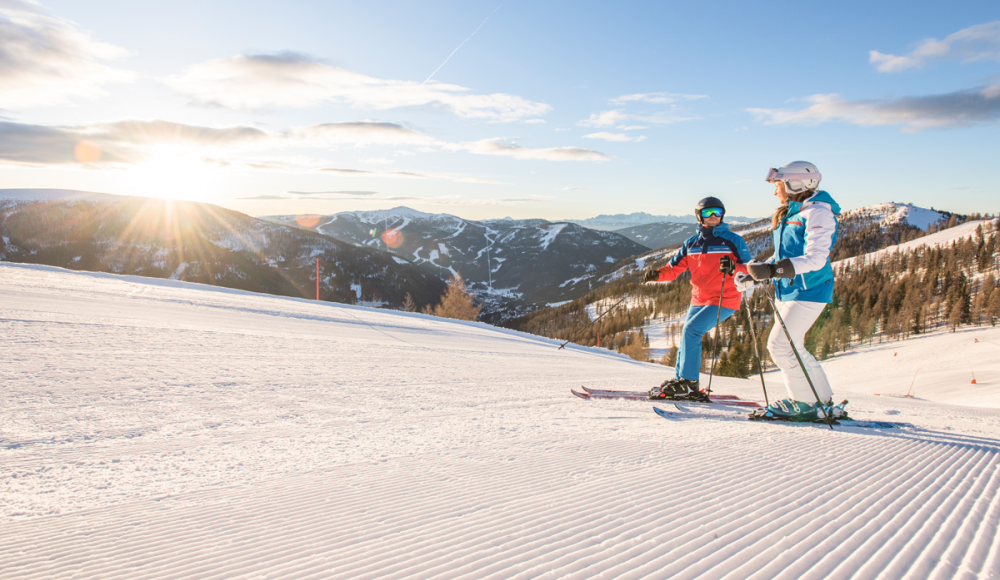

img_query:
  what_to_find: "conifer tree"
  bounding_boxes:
[432,272,481,321]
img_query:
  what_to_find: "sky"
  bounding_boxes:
[0,0,998,221]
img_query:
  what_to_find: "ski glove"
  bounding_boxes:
[747,258,796,281]
[643,268,660,282]
[719,255,735,276]
[734,273,755,293]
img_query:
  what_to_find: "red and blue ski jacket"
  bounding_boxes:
[651,223,752,310]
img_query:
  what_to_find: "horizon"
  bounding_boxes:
[1,1,997,221]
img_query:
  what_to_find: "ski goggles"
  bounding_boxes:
[699,207,724,219]
[765,168,822,183]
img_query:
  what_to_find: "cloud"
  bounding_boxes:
[870,21,1000,72]
[609,92,707,105]
[293,121,435,146]
[582,132,646,142]
[578,108,700,127]
[236,195,288,200]
[560,187,585,191]
[747,85,1000,131]
[320,167,429,179]
[448,138,610,161]
[164,52,551,122]
[0,117,605,172]
[0,119,268,165]
[288,190,380,196]
[0,2,134,109]
[522,119,546,124]
[616,125,648,131]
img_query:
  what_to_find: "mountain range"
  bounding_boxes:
[262,207,650,317]
[0,191,446,309]
[562,211,761,231]
[0,190,964,324]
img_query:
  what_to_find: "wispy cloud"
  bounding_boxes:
[578,109,700,127]
[293,121,435,146]
[0,119,267,165]
[288,190,380,196]
[609,92,707,105]
[747,85,1000,131]
[447,138,609,161]
[164,52,550,122]
[870,21,1000,73]
[582,132,646,143]
[560,187,584,191]
[0,1,134,109]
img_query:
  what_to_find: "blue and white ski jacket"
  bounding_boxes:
[652,223,752,310]
[771,190,841,303]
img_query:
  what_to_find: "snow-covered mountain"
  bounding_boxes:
[264,206,650,316]
[563,211,759,231]
[0,190,446,308]
[611,222,700,250]
[839,201,951,231]
[3,261,998,578]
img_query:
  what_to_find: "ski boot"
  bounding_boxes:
[749,399,849,422]
[649,379,704,401]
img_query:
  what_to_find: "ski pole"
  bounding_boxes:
[558,286,638,350]
[741,287,769,407]
[705,272,728,395]
[761,281,833,430]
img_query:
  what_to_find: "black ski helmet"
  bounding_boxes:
[695,197,726,225]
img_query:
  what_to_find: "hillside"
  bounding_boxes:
[2,262,998,578]
[263,206,650,317]
[0,191,446,309]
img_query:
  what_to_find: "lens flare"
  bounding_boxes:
[381,228,403,248]
[369,228,378,237]
[296,214,321,228]
[74,140,102,163]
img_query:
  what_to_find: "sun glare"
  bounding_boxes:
[121,146,222,202]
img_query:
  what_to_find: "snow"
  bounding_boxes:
[2,262,1000,579]
[537,223,567,251]
[838,219,986,268]
[841,202,947,231]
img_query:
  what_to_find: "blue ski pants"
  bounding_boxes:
[675,304,736,381]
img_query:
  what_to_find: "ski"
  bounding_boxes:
[581,385,740,400]
[572,389,761,408]
[651,406,906,429]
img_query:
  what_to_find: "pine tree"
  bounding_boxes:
[988,288,1000,327]
[432,272,481,321]
[402,292,416,312]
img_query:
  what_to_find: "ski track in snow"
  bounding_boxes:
[2,262,1000,579]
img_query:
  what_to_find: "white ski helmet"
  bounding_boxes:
[766,161,821,194]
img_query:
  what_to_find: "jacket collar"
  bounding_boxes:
[700,222,730,237]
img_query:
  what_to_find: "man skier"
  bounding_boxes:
[643,197,753,402]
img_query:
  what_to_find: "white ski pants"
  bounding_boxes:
[766,300,834,404]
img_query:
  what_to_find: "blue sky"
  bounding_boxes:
[1,0,997,220]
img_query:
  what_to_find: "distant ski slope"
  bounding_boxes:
[1,262,999,579]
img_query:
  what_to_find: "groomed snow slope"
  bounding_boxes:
[2,263,999,579]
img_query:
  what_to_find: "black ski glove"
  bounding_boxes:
[719,255,735,276]
[747,258,796,281]
[643,268,660,282]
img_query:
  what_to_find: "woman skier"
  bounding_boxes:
[742,161,847,421]
[643,197,752,402]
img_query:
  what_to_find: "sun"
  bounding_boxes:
[121,146,222,201]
